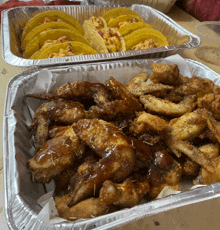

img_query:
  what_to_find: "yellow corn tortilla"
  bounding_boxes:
[22,10,84,41]
[84,27,126,54]
[23,29,91,58]
[118,22,152,36]
[102,7,142,24]
[30,41,97,59]
[107,15,143,28]
[124,28,169,50]
[21,22,81,51]
[83,16,107,31]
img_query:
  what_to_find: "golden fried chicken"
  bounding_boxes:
[67,118,135,206]
[182,157,200,176]
[150,63,181,86]
[197,94,220,120]
[28,126,85,183]
[168,109,207,141]
[129,111,168,136]
[125,72,173,97]
[139,94,197,117]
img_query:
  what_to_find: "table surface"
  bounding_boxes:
[0,4,220,230]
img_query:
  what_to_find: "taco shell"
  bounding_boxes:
[107,15,144,28]
[118,22,152,36]
[21,22,82,51]
[102,7,142,24]
[22,10,84,41]
[30,41,97,59]
[23,29,91,58]
[83,16,107,32]
[84,27,126,54]
[124,28,169,50]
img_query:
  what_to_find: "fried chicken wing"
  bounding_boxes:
[168,140,214,173]
[140,94,197,117]
[125,72,173,97]
[55,81,112,106]
[171,76,220,98]
[150,63,181,86]
[55,175,149,220]
[67,118,135,206]
[168,109,207,141]
[28,126,85,183]
[147,149,182,198]
[29,99,86,150]
[129,111,168,136]
[197,94,220,120]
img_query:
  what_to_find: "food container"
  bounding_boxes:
[194,21,220,66]
[3,55,220,230]
[88,0,177,14]
[1,5,200,68]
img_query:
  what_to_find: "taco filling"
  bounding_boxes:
[41,36,71,49]
[40,17,64,24]
[89,16,106,30]
[48,43,84,58]
[117,17,139,28]
[98,28,122,53]
[132,39,159,50]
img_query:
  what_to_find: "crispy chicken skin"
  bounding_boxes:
[28,126,85,183]
[140,94,197,117]
[29,99,86,151]
[67,118,135,206]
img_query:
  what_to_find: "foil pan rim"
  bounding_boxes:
[1,5,200,68]
[3,57,220,230]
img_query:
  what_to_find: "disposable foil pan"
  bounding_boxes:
[88,0,177,14]
[1,5,200,68]
[3,55,220,230]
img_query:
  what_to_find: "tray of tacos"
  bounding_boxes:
[1,5,200,67]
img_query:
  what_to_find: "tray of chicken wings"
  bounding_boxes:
[3,54,220,230]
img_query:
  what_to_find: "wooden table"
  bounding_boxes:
[0,4,220,230]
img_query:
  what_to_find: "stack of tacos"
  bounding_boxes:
[83,7,168,54]
[21,8,169,59]
[22,10,97,59]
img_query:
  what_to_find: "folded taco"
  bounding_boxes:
[83,16,107,31]
[84,27,126,54]
[22,10,84,42]
[118,22,152,36]
[21,21,82,51]
[124,28,169,51]
[107,14,143,28]
[30,41,97,59]
[102,7,142,24]
[23,28,91,58]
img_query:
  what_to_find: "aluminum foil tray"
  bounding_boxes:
[3,56,220,230]
[1,5,200,68]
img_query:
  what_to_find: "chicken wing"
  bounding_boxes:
[67,118,135,206]
[197,94,220,120]
[125,72,173,97]
[139,94,197,117]
[29,99,86,151]
[150,63,181,86]
[28,126,85,183]
[129,111,168,136]
[55,81,112,106]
